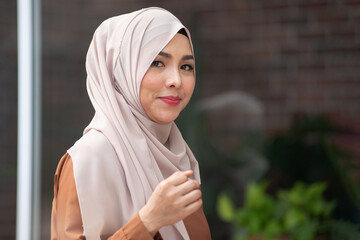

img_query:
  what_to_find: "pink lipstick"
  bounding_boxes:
[159,96,181,106]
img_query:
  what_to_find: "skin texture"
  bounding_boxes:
[138,34,201,236]
[140,33,195,124]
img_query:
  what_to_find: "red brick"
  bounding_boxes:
[298,0,328,9]
[317,12,349,23]
[344,0,360,6]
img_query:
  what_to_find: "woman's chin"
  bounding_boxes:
[152,112,180,124]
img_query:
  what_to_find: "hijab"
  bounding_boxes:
[67,7,200,240]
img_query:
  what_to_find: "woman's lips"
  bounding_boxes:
[159,96,181,106]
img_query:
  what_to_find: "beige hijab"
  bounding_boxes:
[68,7,200,240]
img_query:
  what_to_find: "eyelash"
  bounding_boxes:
[151,61,164,67]
[181,64,194,71]
[151,61,194,71]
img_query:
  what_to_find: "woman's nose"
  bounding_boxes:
[165,68,182,88]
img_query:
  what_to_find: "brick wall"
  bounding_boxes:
[1,0,360,239]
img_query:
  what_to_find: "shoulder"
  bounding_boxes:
[69,129,114,158]
[68,129,122,178]
[67,129,120,168]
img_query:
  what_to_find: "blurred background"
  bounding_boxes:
[1,0,360,239]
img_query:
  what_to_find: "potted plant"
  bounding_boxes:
[217,182,335,240]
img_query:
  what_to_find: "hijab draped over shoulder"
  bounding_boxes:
[67,7,200,240]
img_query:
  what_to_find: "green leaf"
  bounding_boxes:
[323,200,336,217]
[217,193,235,222]
[273,198,289,220]
[246,182,267,209]
[248,217,262,234]
[305,182,326,202]
[284,208,307,231]
[235,208,251,225]
[264,220,284,235]
[288,182,307,206]
[292,220,318,240]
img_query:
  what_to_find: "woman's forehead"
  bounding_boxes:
[160,34,193,56]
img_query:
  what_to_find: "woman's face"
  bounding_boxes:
[140,33,195,124]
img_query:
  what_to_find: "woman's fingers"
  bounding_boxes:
[183,197,203,216]
[183,170,193,177]
[181,188,202,206]
[139,170,202,233]
[166,170,193,186]
[173,177,202,208]
[176,178,200,195]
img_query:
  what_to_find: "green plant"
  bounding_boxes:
[217,182,336,240]
[263,114,360,221]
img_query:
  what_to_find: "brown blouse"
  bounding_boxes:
[51,153,211,240]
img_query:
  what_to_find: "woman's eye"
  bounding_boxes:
[181,64,194,71]
[151,61,164,67]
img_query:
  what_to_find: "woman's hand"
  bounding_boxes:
[139,170,202,236]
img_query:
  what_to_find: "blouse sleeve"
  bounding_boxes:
[51,153,162,240]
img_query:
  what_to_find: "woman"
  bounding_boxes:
[51,7,211,240]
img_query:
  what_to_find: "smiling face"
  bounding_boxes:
[140,33,195,124]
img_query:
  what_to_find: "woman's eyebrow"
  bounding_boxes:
[182,55,194,61]
[158,51,194,61]
[158,51,171,58]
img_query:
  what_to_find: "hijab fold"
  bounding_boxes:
[68,7,200,240]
